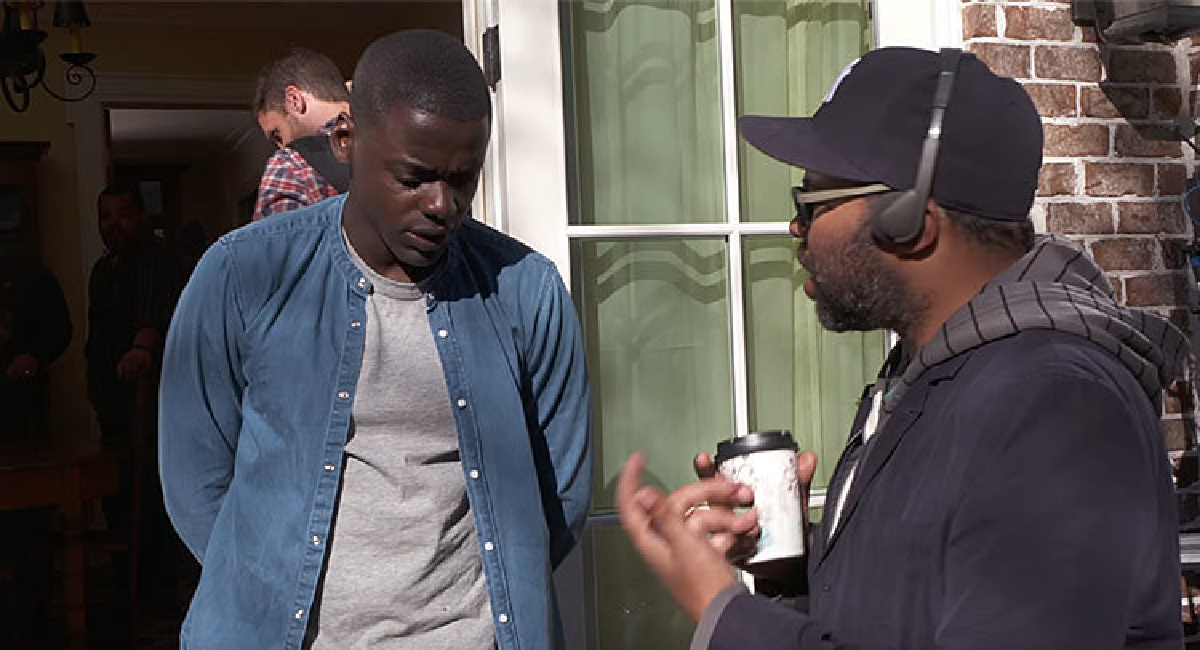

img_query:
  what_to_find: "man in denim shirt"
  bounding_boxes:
[160,30,592,649]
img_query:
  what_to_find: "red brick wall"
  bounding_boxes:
[961,0,1195,447]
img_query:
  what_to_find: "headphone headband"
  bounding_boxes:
[871,47,963,245]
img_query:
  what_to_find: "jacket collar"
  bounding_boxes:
[813,351,971,570]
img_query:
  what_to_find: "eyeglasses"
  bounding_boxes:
[790,183,892,242]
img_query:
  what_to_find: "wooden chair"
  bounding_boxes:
[83,375,154,640]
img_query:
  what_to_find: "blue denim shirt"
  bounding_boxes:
[159,195,592,649]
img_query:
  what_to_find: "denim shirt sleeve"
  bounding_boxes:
[159,240,246,562]
[524,262,593,568]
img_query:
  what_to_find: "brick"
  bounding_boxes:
[1124,272,1190,307]
[1003,5,1080,41]
[962,4,997,40]
[1034,45,1102,81]
[1023,83,1076,117]
[1162,418,1189,450]
[1118,201,1188,234]
[1114,124,1183,158]
[1158,163,1187,196]
[1004,6,1075,41]
[1038,162,1077,196]
[1153,88,1183,119]
[1090,237,1157,271]
[1106,49,1176,84]
[1161,237,1190,269]
[1045,124,1109,157]
[1084,162,1154,197]
[1081,85,1149,118]
[966,42,1031,79]
[1045,201,1114,234]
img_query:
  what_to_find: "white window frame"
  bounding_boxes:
[463,1,963,645]
[467,0,963,440]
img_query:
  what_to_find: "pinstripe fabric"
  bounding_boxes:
[881,234,1188,416]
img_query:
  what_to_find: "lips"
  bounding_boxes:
[407,228,447,251]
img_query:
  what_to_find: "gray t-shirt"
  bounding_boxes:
[306,235,493,648]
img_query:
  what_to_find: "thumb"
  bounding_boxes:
[796,451,818,482]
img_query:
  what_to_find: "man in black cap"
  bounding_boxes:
[618,47,1186,649]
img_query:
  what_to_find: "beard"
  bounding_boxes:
[802,220,927,336]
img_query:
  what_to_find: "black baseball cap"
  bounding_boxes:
[739,47,1043,222]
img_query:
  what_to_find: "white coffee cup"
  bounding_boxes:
[715,430,805,565]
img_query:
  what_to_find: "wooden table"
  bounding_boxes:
[0,437,124,649]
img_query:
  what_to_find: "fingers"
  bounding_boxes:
[684,506,758,541]
[649,479,754,549]
[617,452,668,563]
[796,451,817,481]
[693,452,716,479]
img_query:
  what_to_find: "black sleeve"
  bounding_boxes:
[133,244,185,343]
[702,363,1175,649]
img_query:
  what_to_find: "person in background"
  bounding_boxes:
[0,226,71,438]
[253,47,351,220]
[86,183,187,623]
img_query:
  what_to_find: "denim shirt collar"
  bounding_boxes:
[325,193,462,313]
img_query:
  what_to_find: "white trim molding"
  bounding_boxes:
[874,0,964,50]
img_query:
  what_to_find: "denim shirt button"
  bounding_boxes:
[324,463,337,472]
[498,614,509,624]
[456,398,468,409]
[484,541,495,551]
[350,321,361,329]
[312,536,321,546]
[295,609,305,620]
[468,469,480,479]
[338,391,350,400]
[437,329,448,339]
[357,277,367,289]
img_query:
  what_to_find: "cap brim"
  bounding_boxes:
[738,115,878,184]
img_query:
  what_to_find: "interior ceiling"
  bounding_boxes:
[87,1,463,164]
[108,108,261,164]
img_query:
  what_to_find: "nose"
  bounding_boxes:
[789,215,803,239]
[421,181,457,223]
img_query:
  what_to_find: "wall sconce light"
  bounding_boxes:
[0,0,96,113]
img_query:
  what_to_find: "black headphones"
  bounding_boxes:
[870,48,964,245]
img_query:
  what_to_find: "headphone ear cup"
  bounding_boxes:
[871,191,926,245]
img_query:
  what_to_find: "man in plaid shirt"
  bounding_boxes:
[253,48,350,220]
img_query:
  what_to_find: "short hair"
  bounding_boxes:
[97,183,144,214]
[254,47,349,115]
[942,206,1035,257]
[350,30,491,129]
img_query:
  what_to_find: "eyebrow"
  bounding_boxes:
[390,157,478,180]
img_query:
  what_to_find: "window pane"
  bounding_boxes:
[572,239,734,510]
[564,1,725,225]
[742,236,887,488]
[734,0,874,223]
[588,524,693,650]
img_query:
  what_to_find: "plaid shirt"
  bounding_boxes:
[253,119,342,220]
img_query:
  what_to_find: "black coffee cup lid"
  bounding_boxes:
[715,430,797,465]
